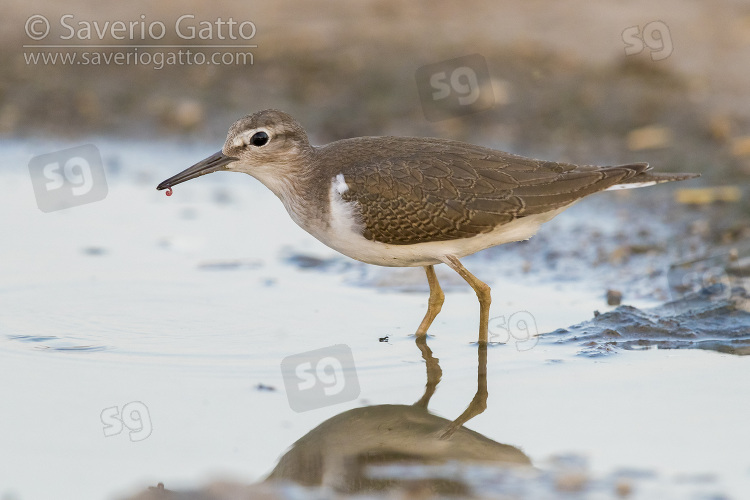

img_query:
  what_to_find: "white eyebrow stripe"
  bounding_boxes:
[233,128,270,147]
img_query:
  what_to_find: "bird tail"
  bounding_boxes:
[606,163,700,190]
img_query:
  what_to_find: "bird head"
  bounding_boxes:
[156,109,313,194]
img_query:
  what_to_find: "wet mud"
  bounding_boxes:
[545,286,750,356]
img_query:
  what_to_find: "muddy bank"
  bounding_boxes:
[545,287,750,356]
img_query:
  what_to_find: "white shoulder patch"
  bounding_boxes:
[333,173,349,195]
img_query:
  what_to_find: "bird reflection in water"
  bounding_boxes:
[266,337,531,494]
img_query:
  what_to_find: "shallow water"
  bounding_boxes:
[1,139,749,499]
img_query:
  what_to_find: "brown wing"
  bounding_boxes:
[337,138,648,245]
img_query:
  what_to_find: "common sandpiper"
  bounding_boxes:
[157,109,699,343]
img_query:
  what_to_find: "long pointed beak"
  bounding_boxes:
[156,151,238,191]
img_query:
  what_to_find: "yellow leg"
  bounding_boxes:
[415,265,445,336]
[441,255,491,344]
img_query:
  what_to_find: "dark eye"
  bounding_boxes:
[250,131,269,147]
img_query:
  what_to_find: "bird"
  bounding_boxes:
[157,109,699,343]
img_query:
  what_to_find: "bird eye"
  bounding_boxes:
[250,131,269,147]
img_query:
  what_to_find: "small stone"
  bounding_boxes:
[627,125,673,151]
[709,114,732,142]
[555,471,588,492]
[731,135,750,156]
[615,478,633,497]
[607,289,623,306]
[675,186,741,205]
[173,100,204,130]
